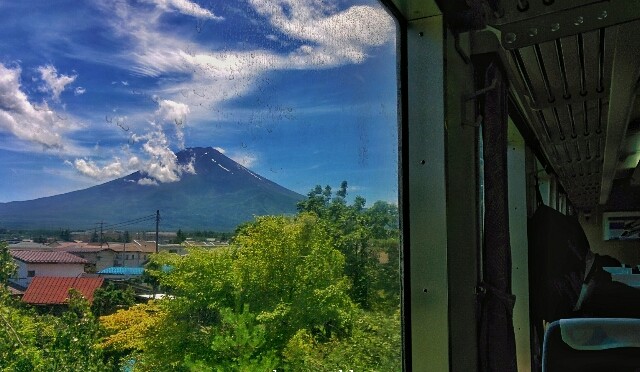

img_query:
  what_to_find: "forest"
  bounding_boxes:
[0,183,401,371]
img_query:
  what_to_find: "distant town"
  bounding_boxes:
[3,228,230,306]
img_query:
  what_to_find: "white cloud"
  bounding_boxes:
[143,0,223,20]
[73,158,126,180]
[0,63,78,150]
[155,99,189,148]
[138,177,158,186]
[70,144,160,183]
[156,99,189,124]
[229,151,258,168]
[132,124,196,183]
[74,86,86,95]
[212,146,256,167]
[65,0,394,184]
[37,64,77,101]
[102,0,394,117]
[249,0,394,65]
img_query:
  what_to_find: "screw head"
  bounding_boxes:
[551,23,560,32]
[505,32,517,44]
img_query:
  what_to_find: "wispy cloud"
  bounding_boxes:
[213,146,258,168]
[100,0,393,114]
[74,86,86,95]
[66,0,393,185]
[37,64,77,101]
[142,0,224,20]
[250,0,394,65]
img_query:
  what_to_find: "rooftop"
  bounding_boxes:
[22,277,104,305]
[62,246,114,253]
[8,241,50,250]
[98,267,145,275]
[104,240,157,253]
[10,250,88,264]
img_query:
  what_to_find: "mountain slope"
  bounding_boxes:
[0,147,303,231]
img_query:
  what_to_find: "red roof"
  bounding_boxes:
[22,277,104,305]
[10,250,88,264]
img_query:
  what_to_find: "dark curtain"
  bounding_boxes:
[478,60,518,372]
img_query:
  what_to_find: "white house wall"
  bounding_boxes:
[11,261,85,287]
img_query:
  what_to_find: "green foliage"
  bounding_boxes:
[128,213,358,370]
[122,231,131,243]
[297,182,400,310]
[283,310,402,371]
[0,290,110,372]
[174,229,187,244]
[58,229,72,242]
[91,283,136,316]
[5,183,401,371]
[184,307,279,372]
[90,230,100,243]
[0,242,17,288]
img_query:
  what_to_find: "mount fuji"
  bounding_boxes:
[0,147,304,231]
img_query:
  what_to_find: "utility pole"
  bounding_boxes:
[155,210,160,254]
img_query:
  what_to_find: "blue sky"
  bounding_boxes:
[0,0,398,204]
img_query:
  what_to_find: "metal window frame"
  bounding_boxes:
[380,0,483,369]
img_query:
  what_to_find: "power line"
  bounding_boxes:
[76,214,157,233]
[102,215,156,230]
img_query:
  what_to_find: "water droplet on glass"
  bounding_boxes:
[505,32,517,44]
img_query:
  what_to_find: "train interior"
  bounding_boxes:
[384,0,640,370]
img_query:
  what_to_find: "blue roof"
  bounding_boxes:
[98,267,144,275]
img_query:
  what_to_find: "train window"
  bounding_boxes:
[0,0,401,370]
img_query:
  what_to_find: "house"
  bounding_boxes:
[108,240,157,267]
[22,277,104,305]
[61,246,117,273]
[10,250,87,288]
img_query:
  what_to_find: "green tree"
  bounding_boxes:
[0,289,110,371]
[90,230,99,243]
[283,309,402,371]
[91,283,136,316]
[174,229,187,244]
[0,242,17,289]
[58,229,72,242]
[98,186,401,370]
[297,182,400,310]
[129,213,356,370]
